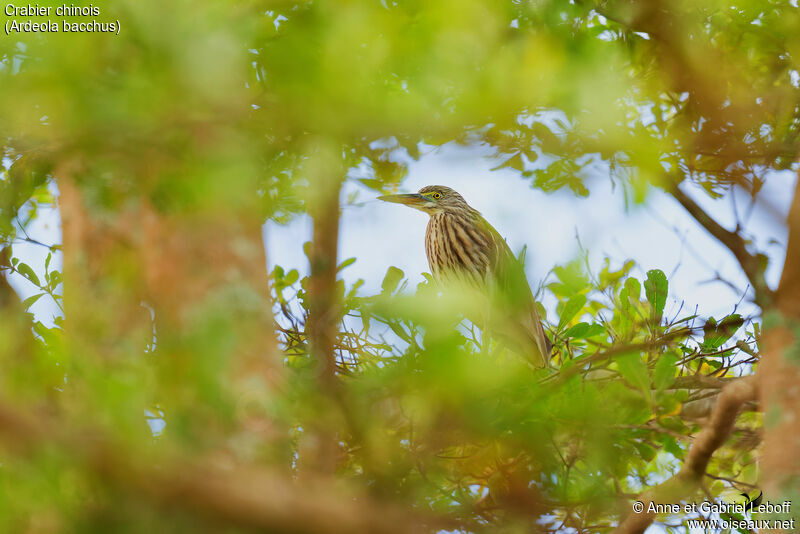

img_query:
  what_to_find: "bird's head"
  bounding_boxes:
[378,185,470,215]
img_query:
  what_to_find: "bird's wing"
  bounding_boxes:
[474,215,534,303]
[475,215,551,366]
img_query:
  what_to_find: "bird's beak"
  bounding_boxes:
[377,193,428,207]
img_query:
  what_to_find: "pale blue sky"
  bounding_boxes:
[8,143,796,334]
[265,142,795,328]
[6,143,794,534]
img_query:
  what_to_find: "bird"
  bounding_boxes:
[378,185,551,367]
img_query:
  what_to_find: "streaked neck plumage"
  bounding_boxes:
[424,208,491,285]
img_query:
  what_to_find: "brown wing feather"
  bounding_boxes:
[424,208,551,367]
[475,215,551,367]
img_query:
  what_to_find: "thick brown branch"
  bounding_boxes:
[593,0,776,309]
[670,375,734,390]
[0,402,453,534]
[305,173,345,473]
[0,247,34,362]
[0,247,21,311]
[774,178,800,317]
[670,185,773,307]
[758,177,800,506]
[307,183,342,384]
[613,375,758,534]
[540,326,697,390]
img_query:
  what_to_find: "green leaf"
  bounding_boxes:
[381,266,404,294]
[616,352,650,395]
[644,269,668,321]
[372,158,408,183]
[624,277,641,301]
[48,270,62,289]
[522,149,538,163]
[490,152,524,172]
[359,178,383,191]
[530,122,562,153]
[657,434,682,458]
[655,392,682,417]
[22,293,44,310]
[558,294,586,330]
[599,258,635,289]
[387,321,411,342]
[633,441,656,462]
[346,278,364,301]
[653,352,679,390]
[617,286,633,337]
[563,322,605,339]
[337,257,356,272]
[702,314,743,350]
[562,322,588,338]
[548,260,590,297]
[17,263,40,287]
[283,269,299,286]
[534,301,548,322]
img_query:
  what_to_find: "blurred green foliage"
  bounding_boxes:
[0,0,791,532]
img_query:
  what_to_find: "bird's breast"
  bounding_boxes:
[425,213,491,285]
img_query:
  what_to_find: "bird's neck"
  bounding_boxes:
[428,207,479,223]
[426,210,481,244]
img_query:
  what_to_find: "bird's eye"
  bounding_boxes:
[432,192,442,199]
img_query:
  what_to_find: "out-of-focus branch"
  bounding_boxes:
[774,178,800,317]
[593,0,729,116]
[0,246,33,361]
[679,395,758,421]
[0,247,21,311]
[669,375,734,390]
[0,401,454,534]
[591,0,776,309]
[540,326,697,389]
[307,180,342,385]
[670,185,773,308]
[305,163,345,473]
[758,178,800,504]
[613,376,758,534]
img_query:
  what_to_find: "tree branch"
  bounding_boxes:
[591,0,776,309]
[774,178,800,317]
[758,177,800,505]
[305,168,345,473]
[613,375,758,534]
[0,246,21,311]
[670,184,773,307]
[0,401,454,534]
